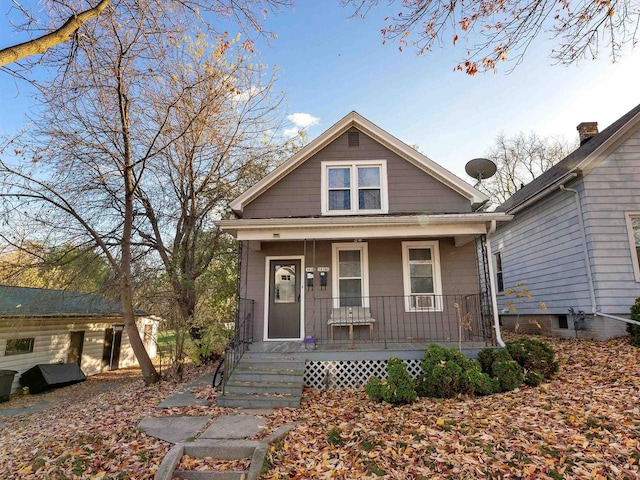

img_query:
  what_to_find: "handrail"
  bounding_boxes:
[221,298,253,394]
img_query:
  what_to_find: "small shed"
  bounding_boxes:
[0,286,158,394]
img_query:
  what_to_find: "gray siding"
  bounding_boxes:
[582,128,640,314]
[492,184,592,316]
[242,129,471,218]
[241,238,480,342]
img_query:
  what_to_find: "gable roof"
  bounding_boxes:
[230,111,489,215]
[498,102,640,213]
[0,285,144,317]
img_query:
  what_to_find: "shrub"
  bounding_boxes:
[627,297,640,347]
[365,358,417,405]
[524,369,545,387]
[418,345,495,398]
[492,360,524,392]
[327,427,344,447]
[382,358,417,405]
[506,338,559,379]
[463,364,497,396]
[477,347,512,376]
[364,377,385,403]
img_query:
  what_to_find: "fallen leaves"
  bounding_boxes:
[264,335,640,479]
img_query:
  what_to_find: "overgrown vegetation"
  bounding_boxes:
[627,297,640,347]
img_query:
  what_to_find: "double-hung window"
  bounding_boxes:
[321,161,388,215]
[402,241,442,311]
[625,212,640,282]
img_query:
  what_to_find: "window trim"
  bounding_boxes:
[5,337,35,356]
[320,160,388,215]
[495,251,504,293]
[624,211,640,282]
[331,242,370,309]
[401,240,442,312]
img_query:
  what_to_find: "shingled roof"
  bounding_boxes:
[0,285,145,317]
[497,103,640,213]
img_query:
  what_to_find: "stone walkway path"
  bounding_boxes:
[138,373,298,480]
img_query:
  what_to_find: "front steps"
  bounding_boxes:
[217,353,305,408]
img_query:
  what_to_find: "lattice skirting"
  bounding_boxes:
[304,359,422,389]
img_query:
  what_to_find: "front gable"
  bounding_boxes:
[242,128,473,219]
[231,112,487,219]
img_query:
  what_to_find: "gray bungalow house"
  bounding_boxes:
[491,103,640,339]
[216,112,511,407]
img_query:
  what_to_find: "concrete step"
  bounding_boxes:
[172,471,246,480]
[224,380,303,396]
[234,360,305,371]
[230,370,304,383]
[217,392,301,409]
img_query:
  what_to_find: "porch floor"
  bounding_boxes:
[245,340,493,359]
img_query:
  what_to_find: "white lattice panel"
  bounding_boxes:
[304,359,422,389]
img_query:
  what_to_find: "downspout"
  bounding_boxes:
[559,185,597,315]
[484,220,505,347]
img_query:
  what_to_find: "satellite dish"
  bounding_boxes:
[465,158,497,186]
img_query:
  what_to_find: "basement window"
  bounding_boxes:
[5,338,35,355]
[557,315,568,329]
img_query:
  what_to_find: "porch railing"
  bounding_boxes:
[306,294,493,348]
[222,297,254,393]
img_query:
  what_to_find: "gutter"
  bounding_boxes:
[484,220,505,347]
[559,185,598,315]
[508,173,578,215]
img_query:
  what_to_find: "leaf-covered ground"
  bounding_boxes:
[265,336,640,479]
[1,335,639,479]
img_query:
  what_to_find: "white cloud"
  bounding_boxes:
[287,112,319,129]
[283,126,300,138]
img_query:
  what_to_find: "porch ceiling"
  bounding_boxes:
[217,213,512,241]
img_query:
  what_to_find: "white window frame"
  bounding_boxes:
[320,160,388,215]
[331,242,370,308]
[624,212,640,282]
[401,240,442,312]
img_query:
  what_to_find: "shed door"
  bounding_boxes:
[68,331,85,365]
[268,259,301,339]
[101,328,122,371]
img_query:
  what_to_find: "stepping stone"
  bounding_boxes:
[138,415,210,444]
[200,414,268,440]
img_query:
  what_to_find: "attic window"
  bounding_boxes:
[320,160,388,215]
[348,131,359,147]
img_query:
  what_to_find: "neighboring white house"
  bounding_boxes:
[491,103,640,339]
[0,285,158,393]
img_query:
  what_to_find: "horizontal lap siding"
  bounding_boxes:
[243,238,479,343]
[583,129,640,314]
[492,187,592,315]
[0,317,145,393]
[242,129,470,218]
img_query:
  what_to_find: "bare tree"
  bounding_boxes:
[0,2,297,382]
[1,0,291,73]
[344,0,640,74]
[478,131,575,207]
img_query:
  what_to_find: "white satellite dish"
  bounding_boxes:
[465,158,497,186]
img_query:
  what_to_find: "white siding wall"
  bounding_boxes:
[0,316,155,393]
[582,129,640,315]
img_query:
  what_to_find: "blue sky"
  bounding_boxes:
[2,1,640,182]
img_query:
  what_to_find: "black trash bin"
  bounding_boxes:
[0,370,18,402]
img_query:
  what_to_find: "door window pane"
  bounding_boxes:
[274,264,296,304]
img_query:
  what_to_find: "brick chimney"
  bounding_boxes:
[577,122,598,146]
